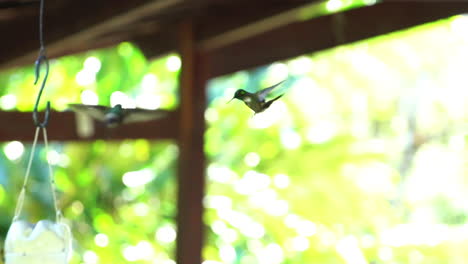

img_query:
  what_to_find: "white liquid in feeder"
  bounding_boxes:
[4,220,72,264]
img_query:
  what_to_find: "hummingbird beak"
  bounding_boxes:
[227,97,234,104]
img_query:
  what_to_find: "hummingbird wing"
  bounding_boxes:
[122,108,167,124]
[68,104,108,122]
[255,80,285,102]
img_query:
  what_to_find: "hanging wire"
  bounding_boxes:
[12,127,40,221]
[35,0,60,222]
[12,129,60,222]
[36,0,61,222]
[13,0,61,222]
[38,0,45,50]
[43,128,61,222]
[33,0,51,128]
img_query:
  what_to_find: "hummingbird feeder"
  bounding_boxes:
[4,0,72,263]
[4,127,72,264]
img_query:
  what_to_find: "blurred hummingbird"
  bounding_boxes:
[229,80,285,114]
[68,104,167,128]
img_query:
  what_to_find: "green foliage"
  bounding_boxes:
[204,15,468,264]
[0,140,178,263]
[0,42,179,111]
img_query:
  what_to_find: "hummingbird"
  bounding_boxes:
[229,80,285,114]
[68,104,167,128]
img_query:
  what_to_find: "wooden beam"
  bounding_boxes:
[0,0,38,9]
[197,0,322,51]
[203,1,468,77]
[137,0,313,59]
[0,110,178,142]
[176,20,207,264]
[133,26,178,60]
[2,1,466,74]
[0,0,182,70]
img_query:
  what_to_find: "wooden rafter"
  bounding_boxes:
[0,0,314,70]
[0,111,178,142]
[203,1,468,77]
[0,0,183,69]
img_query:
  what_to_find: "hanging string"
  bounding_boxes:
[13,127,40,221]
[13,128,61,222]
[43,128,61,222]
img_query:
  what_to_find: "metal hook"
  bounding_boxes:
[33,50,51,128]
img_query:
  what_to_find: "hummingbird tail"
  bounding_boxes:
[264,94,283,108]
[272,94,283,101]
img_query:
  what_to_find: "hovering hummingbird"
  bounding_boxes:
[68,104,167,128]
[229,80,285,114]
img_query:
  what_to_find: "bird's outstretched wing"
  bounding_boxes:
[256,80,285,102]
[122,108,167,124]
[68,104,109,121]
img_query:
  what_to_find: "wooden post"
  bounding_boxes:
[176,20,208,264]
